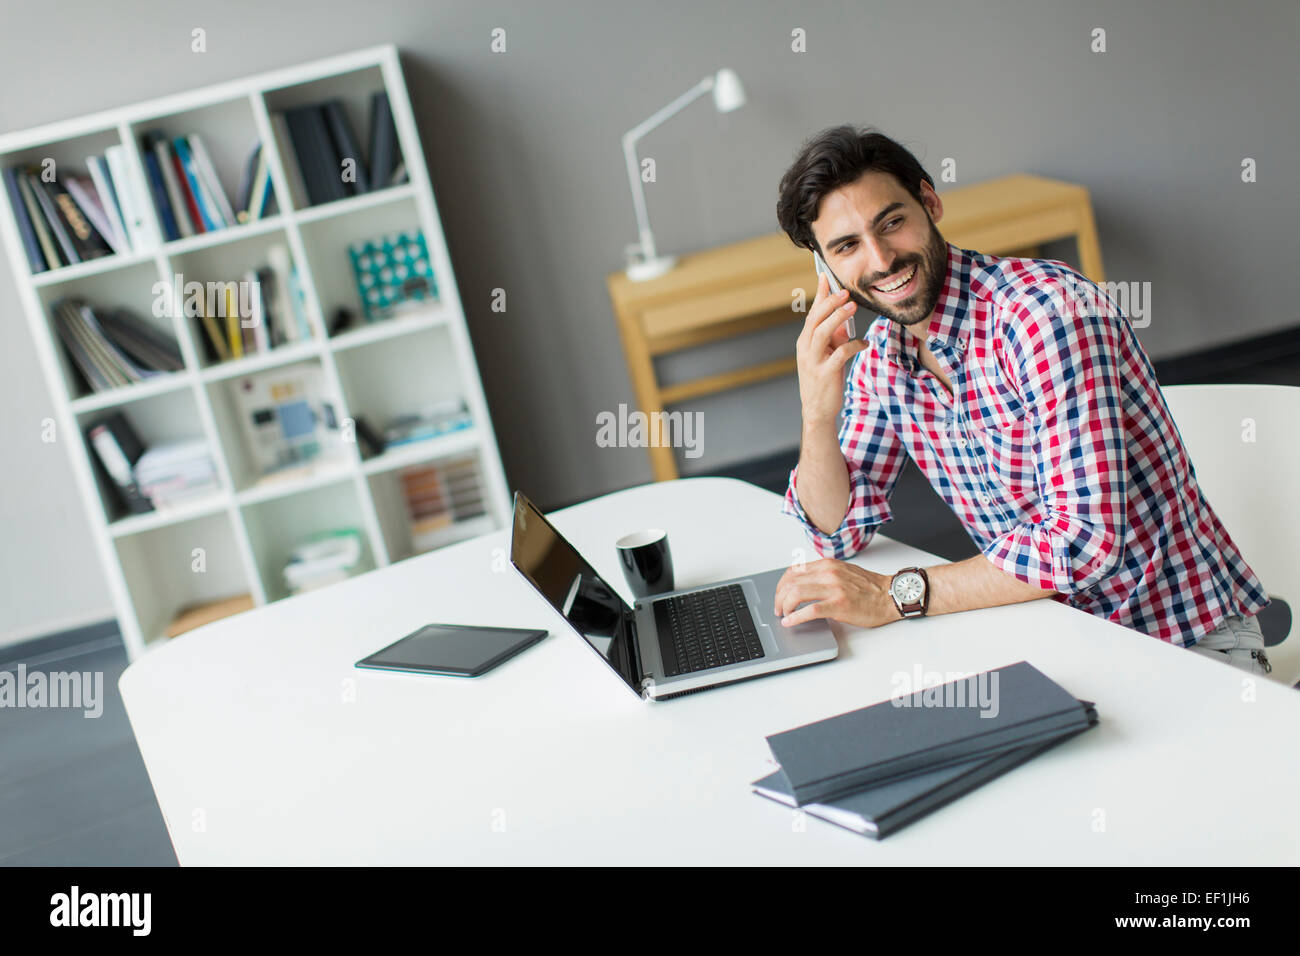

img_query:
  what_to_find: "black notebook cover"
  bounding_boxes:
[754,705,1096,839]
[767,661,1093,805]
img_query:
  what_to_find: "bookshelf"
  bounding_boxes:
[0,46,511,659]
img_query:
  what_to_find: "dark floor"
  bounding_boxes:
[3,333,1296,866]
[0,624,177,866]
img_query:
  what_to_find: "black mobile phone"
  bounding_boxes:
[355,623,548,677]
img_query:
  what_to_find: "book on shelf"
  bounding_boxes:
[186,243,309,364]
[380,398,472,449]
[2,147,154,273]
[348,229,438,321]
[278,91,402,207]
[104,145,153,252]
[52,297,183,393]
[138,131,274,240]
[64,176,127,254]
[234,143,273,224]
[85,412,152,515]
[400,454,486,553]
[86,155,132,254]
[367,91,401,191]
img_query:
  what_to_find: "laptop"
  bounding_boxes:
[509,491,839,700]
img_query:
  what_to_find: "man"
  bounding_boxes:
[771,125,1272,676]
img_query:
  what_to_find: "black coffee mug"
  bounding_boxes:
[616,529,674,599]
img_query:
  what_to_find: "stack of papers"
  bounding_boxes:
[132,439,219,508]
[752,661,1098,839]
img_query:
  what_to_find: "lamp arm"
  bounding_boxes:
[621,75,714,261]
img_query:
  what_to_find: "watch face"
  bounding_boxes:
[893,572,925,604]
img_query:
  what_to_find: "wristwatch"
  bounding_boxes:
[890,567,930,619]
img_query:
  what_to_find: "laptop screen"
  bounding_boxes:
[509,492,642,694]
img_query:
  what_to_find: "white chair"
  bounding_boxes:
[1160,384,1300,686]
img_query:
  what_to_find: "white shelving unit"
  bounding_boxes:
[0,46,511,659]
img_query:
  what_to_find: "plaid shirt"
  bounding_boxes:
[783,242,1270,646]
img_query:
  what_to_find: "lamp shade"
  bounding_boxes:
[712,68,746,112]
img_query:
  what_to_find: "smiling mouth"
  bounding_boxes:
[872,264,918,294]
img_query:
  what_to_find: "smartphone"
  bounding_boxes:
[813,250,856,339]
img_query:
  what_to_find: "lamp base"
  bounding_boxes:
[625,255,677,281]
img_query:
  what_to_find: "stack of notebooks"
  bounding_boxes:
[139,130,272,240]
[3,149,150,273]
[276,92,404,207]
[752,662,1098,840]
[282,529,364,595]
[52,298,184,393]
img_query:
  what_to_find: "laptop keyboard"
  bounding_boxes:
[653,584,766,677]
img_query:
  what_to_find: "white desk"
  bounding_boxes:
[120,477,1300,864]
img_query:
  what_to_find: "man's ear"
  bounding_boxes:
[919,181,944,225]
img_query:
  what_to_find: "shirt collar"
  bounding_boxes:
[884,242,985,371]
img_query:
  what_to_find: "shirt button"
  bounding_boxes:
[979,493,992,505]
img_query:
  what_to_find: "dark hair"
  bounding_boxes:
[776,125,934,252]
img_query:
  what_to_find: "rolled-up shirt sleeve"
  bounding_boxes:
[782,351,906,559]
[981,286,1129,594]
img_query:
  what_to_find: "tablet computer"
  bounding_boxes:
[356,623,548,677]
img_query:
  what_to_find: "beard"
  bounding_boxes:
[844,218,949,328]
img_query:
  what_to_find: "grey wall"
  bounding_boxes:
[2,0,1296,643]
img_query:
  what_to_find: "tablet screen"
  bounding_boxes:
[358,624,546,676]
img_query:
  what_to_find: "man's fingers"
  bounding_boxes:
[781,601,828,627]
[828,337,870,369]
[809,296,857,353]
[801,272,831,334]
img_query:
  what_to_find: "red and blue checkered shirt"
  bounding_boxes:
[783,242,1270,646]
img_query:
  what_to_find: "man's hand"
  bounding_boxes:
[773,558,900,629]
[797,271,868,426]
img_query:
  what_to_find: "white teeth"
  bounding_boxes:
[874,265,916,293]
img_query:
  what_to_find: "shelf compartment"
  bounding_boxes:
[333,324,470,458]
[205,358,350,494]
[126,95,278,243]
[164,225,313,370]
[35,261,180,402]
[295,193,429,328]
[262,65,406,214]
[75,386,219,525]
[114,510,254,645]
[240,478,375,602]
[0,126,142,280]
[368,448,493,563]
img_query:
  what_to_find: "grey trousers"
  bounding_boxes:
[1189,613,1272,676]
